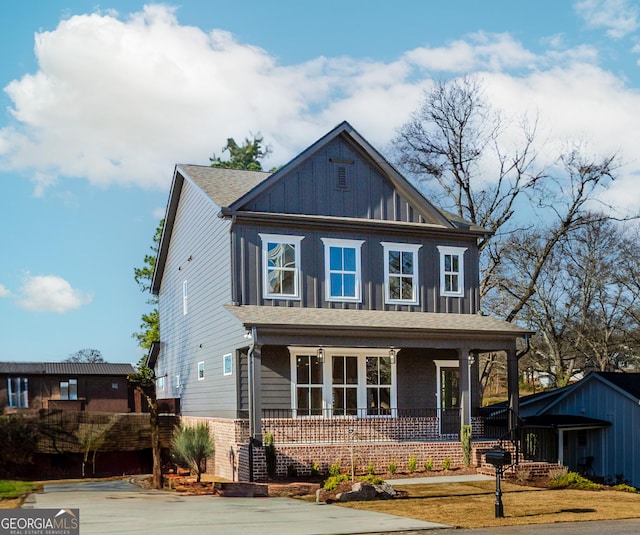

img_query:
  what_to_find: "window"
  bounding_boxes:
[60,378,78,400]
[332,355,358,416]
[381,242,421,305]
[366,356,392,415]
[289,348,396,418]
[437,246,467,297]
[176,374,181,389]
[182,280,188,315]
[260,234,303,299]
[321,238,364,302]
[198,361,205,380]
[7,377,28,408]
[294,354,323,416]
[111,382,119,390]
[223,354,233,376]
[156,376,165,392]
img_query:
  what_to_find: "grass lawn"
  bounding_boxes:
[0,480,41,509]
[335,480,640,528]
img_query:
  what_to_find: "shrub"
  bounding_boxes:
[461,425,473,467]
[441,457,452,471]
[613,484,639,493]
[311,461,320,477]
[367,462,375,475]
[424,459,434,472]
[408,455,417,473]
[264,432,277,477]
[323,474,349,491]
[171,422,214,483]
[547,465,568,480]
[548,471,602,490]
[358,474,384,485]
[329,461,342,477]
[387,459,398,475]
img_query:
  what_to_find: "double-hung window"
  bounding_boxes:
[260,234,303,299]
[437,246,467,297]
[321,238,364,302]
[7,377,28,408]
[381,242,421,305]
[60,378,78,400]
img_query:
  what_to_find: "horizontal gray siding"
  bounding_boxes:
[157,178,249,417]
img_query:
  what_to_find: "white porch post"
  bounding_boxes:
[458,347,472,428]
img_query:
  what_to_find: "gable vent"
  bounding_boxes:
[330,158,353,191]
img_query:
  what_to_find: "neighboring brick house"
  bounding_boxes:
[150,121,532,481]
[0,361,136,413]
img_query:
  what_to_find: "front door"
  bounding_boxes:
[435,361,460,436]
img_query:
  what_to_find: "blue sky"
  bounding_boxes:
[2,0,640,364]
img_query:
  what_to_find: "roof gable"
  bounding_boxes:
[230,121,460,228]
[541,371,640,414]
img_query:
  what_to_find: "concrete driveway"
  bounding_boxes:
[22,479,448,535]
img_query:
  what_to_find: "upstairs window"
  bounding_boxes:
[60,378,78,400]
[381,242,421,305]
[437,246,467,297]
[321,238,364,302]
[260,234,303,299]
[198,361,205,380]
[7,377,28,408]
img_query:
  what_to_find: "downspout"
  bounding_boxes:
[247,326,258,482]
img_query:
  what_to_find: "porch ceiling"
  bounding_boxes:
[224,304,533,351]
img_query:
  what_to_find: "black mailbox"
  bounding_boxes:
[485,449,511,467]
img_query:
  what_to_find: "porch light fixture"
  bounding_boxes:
[468,352,476,365]
[389,348,396,364]
[317,347,325,363]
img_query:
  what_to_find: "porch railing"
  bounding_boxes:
[261,408,461,444]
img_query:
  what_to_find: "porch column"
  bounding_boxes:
[248,341,263,444]
[458,347,472,428]
[506,348,519,431]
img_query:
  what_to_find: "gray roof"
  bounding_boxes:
[177,164,271,208]
[0,362,136,376]
[224,305,532,336]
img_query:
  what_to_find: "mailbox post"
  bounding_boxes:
[485,448,511,518]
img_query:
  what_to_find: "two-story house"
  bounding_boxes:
[151,122,532,481]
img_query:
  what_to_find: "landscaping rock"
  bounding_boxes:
[337,482,378,502]
[373,482,397,499]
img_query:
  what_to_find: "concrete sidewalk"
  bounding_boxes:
[23,479,450,535]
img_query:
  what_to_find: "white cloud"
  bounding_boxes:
[2,5,640,212]
[16,274,93,313]
[0,284,10,297]
[574,0,639,38]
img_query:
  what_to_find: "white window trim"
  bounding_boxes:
[288,346,397,418]
[197,361,205,380]
[381,242,422,305]
[321,238,364,303]
[259,233,304,300]
[8,377,28,408]
[223,353,233,376]
[437,246,467,298]
[176,374,181,390]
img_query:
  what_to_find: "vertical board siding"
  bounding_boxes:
[157,178,248,417]
[549,379,640,487]
[235,223,477,314]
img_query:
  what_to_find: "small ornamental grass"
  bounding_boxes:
[548,471,602,490]
[171,422,214,483]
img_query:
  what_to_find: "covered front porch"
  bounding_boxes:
[224,305,532,481]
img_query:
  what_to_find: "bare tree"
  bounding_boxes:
[66,348,105,363]
[393,77,622,325]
